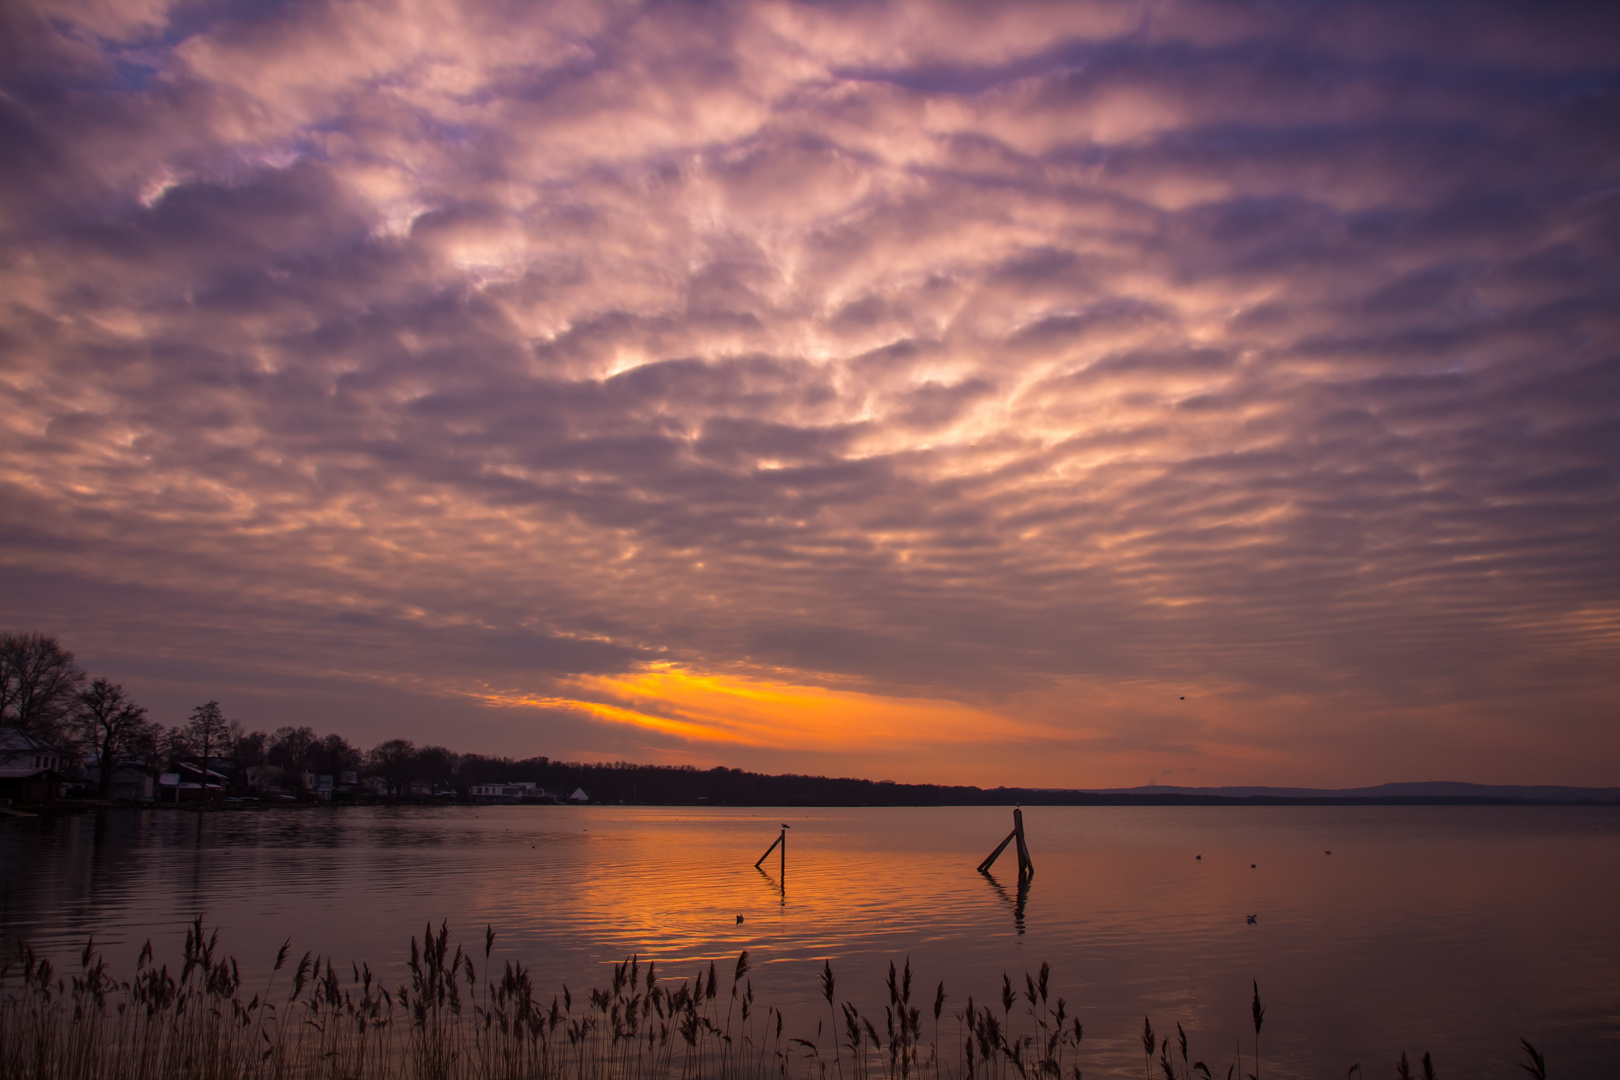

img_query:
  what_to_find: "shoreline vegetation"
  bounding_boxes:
[0,920,1548,1080]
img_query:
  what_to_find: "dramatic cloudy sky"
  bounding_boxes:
[2,0,1617,787]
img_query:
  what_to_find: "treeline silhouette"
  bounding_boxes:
[457,755,1007,805]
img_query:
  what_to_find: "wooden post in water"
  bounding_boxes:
[755,824,789,871]
[977,808,1034,879]
[1012,808,1033,878]
[977,825,1017,873]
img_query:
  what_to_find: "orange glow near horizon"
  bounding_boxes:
[475,665,1059,755]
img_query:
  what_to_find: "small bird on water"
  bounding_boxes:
[736,915,744,924]
[1246,914,1258,924]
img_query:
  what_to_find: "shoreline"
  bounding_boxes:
[5,794,1619,816]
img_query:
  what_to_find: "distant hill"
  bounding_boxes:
[1060,781,1620,805]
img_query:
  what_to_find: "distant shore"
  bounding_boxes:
[8,790,1617,815]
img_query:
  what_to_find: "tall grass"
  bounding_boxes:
[0,922,1550,1080]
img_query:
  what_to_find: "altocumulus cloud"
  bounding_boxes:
[1,0,1616,786]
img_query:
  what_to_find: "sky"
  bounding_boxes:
[1,0,1617,789]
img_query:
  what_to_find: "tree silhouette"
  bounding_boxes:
[415,745,459,795]
[312,733,361,778]
[186,700,230,803]
[268,726,318,788]
[0,632,86,744]
[76,678,150,801]
[368,738,417,796]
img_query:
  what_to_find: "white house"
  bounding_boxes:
[470,781,550,803]
[569,787,589,802]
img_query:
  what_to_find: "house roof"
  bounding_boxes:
[0,727,65,779]
[0,727,60,756]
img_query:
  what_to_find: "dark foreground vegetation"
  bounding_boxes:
[0,921,1551,1080]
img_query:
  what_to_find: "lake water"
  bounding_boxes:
[3,805,1617,1078]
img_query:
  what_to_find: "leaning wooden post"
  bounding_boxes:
[1013,808,1034,879]
[977,828,1017,873]
[979,808,1034,878]
[755,825,788,870]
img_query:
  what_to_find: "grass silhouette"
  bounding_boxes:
[0,921,1549,1080]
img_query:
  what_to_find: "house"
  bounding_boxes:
[0,728,68,804]
[302,772,336,799]
[81,753,156,802]
[246,764,285,794]
[569,787,589,803]
[157,760,227,802]
[470,781,544,804]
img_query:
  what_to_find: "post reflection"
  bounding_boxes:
[756,866,785,903]
[980,869,1030,935]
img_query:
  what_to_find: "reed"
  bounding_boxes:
[0,923,1552,1080]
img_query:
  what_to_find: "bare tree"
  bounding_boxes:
[368,738,417,797]
[0,632,86,744]
[186,700,230,802]
[76,678,149,801]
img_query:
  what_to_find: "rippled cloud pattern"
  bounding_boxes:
[2,0,1617,785]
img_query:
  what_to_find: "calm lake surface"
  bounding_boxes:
[3,805,1617,1077]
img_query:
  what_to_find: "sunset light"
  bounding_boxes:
[1,0,1616,789]
[3,4,1619,1077]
